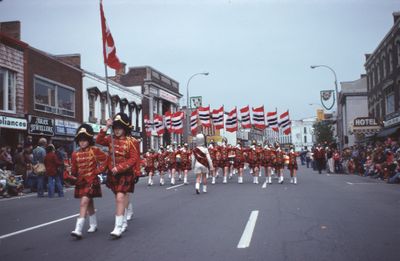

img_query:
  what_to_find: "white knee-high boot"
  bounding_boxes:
[87,214,97,233]
[121,209,128,233]
[71,217,85,239]
[110,215,124,238]
[127,203,133,221]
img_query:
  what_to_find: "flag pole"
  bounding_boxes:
[104,64,116,168]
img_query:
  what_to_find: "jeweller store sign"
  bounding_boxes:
[28,115,54,136]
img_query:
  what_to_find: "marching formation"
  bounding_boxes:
[143,136,299,189]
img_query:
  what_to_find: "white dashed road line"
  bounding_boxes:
[237,210,259,249]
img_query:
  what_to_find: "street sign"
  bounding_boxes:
[190,96,202,108]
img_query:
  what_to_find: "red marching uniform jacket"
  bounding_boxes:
[71,146,107,182]
[95,129,139,175]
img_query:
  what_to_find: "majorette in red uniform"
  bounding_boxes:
[96,113,140,238]
[181,144,192,184]
[167,145,177,185]
[144,150,156,186]
[248,141,262,184]
[220,139,230,184]
[233,143,245,183]
[157,147,168,186]
[71,124,107,239]
[274,143,285,184]
[263,144,274,184]
[287,146,298,184]
[208,140,218,185]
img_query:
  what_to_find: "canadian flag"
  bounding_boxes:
[171,111,184,134]
[100,0,121,70]
[212,106,224,130]
[190,110,198,135]
[144,115,152,137]
[154,114,164,136]
[226,107,238,132]
[252,105,266,130]
[164,111,172,132]
[240,105,251,129]
[279,110,291,135]
[267,110,279,132]
[198,106,211,128]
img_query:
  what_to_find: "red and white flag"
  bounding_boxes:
[164,111,172,132]
[171,111,184,134]
[252,105,266,130]
[144,115,152,137]
[154,114,164,136]
[100,0,121,70]
[226,107,238,132]
[190,110,198,135]
[240,105,251,129]
[279,110,291,135]
[267,110,279,132]
[198,106,211,128]
[212,106,224,130]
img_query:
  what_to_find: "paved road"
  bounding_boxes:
[1,165,399,261]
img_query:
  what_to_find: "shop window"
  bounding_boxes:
[0,67,16,113]
[34,76,75,117]
[88,95,96,123]
[386,93,395,115]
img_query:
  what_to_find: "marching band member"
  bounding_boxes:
[168,145,176,185]
[220,139,230,184]
[263,144,274,184]
[71,124,107,239]
[96,113,140,238]
[248,141,260,184]
[181,143,191,185]
[144,150,156,186]
[287,145,298,184]
[157,146,168,186]
[234,143,245,183]
[208,140,218,184]
[274,142,285,184]
[192,133,214,194]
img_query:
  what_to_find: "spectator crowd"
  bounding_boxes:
[300,138,400,184]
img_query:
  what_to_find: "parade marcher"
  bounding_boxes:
[262,144,274,184]
[220,139,230,184]
[274,142,285,184]
[157,146,168,186]
[234,143,245,183]
[208,140,218,184]
[313,144,326,174]
[181,143,191,185]
[144,150,156,186]
[287,145,298,184]
[96,113,140,238]
[192,133,214,194]
[70,124,107,239]
[248,141,260,184]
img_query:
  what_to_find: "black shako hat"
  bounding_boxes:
[75,123,95,145]
[112,112,132,135]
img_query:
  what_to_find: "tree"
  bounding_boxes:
[313,120,334,144]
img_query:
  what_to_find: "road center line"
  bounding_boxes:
[166,184,185,190]
[237,210,259,249]
[0,213,79,240]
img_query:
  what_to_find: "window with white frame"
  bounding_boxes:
[34,77,75,117]
[386,93,395,115]
[0,67,16,113]
[101,97,106,122]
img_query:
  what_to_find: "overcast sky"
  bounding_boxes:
[1,0,399,120]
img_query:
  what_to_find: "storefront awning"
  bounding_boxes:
[377,126,400,138]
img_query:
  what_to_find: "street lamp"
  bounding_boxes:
[310,64,340,149]
[186,72,209,142]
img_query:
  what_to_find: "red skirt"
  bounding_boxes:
[106,170,135,194]
[74,176,102,198]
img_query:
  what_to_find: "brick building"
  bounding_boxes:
[0,21,83,151]
[365,12,400,140]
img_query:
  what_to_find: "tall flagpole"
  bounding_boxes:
[104,64,116,168]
